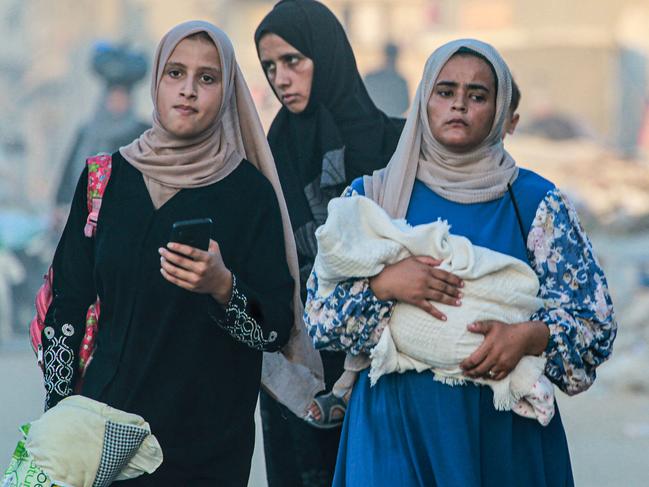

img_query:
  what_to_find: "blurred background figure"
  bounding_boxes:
[0,242,24,344]
[364,41,409,117]
[0,133,46,340]
[54,41,149,208]
[0,136,27,208]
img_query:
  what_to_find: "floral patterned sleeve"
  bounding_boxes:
[527,188,617,395]
[303,184,395,355]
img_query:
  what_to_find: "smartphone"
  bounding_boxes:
[169,218,213,251]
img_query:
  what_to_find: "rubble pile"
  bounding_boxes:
[508,135,649,232]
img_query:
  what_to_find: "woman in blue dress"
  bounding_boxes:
[304,39,617,486]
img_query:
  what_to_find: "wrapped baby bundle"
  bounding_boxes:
[314,195,550,413]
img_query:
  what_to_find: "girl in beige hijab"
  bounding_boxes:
[304,39,615,485]
[41,20,322,485]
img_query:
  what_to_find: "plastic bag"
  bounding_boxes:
[1,424,58,487]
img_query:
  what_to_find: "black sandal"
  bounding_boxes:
[304,392,347,429]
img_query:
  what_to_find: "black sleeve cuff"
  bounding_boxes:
[207,274,281,351]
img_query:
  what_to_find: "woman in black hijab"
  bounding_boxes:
[255,1,405,485]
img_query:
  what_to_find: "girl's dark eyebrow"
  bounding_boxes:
[165,61,221,74]
[279,52,302,61]
[199,66,221,74]
[259,51,304,65]
[165,61,185,70]
[435,80,490,92]
[467,83,489,92]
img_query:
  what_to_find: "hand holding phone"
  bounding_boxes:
[169,218,213,251]
[161,217,232,303]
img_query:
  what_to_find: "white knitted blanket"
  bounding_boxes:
[314,196,547,412]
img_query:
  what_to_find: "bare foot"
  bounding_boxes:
[307,401,322,421]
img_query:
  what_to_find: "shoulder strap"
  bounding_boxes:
[84,153,112,238]
[507,183,527,247]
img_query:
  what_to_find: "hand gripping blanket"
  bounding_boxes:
[313,196,555,423]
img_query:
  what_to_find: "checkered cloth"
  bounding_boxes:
[93,421,149,487]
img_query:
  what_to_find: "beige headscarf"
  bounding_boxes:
[363,39,519,217]
[122,21,324,417]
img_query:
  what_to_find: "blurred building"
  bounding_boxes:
[326,0,649,156]
[3,0,649,210]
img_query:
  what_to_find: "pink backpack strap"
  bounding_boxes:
[84,153,112,238]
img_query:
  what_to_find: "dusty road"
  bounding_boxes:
[1,339,647,486]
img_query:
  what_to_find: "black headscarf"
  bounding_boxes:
[255,0,404,285]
